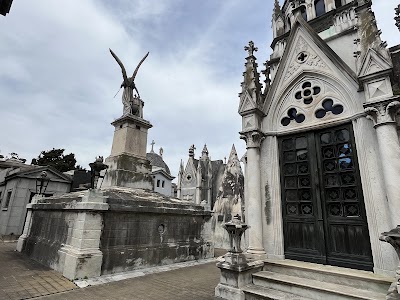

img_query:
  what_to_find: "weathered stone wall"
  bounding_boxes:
[101,198,213,274]
[19,188,213,279]
[23,209,74,272]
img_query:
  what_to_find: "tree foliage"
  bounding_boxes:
[31,148,77,172]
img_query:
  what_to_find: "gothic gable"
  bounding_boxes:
[358,48,393,79]
[264,16,359,115]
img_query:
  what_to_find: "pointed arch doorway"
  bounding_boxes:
[279,123,373,271]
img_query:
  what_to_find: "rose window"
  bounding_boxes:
[295,82,321,105]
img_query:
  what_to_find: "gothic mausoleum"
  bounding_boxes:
[216,0,400,299]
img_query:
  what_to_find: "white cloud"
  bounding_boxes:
[0,0,398,179]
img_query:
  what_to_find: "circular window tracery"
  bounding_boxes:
[295,81,321,105]
[297,51,309,64]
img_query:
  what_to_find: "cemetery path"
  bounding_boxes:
[0,242,77,300]
[0,242,222,300]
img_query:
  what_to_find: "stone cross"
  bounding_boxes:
[244,41,258,57]
[150,140,155,153]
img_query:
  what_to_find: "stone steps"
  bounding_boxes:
[263,259,392,294]
[243,284,311,300]
[249,271,386,300]
[241,259,393,300]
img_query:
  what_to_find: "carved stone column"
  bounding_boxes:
[240,130,265,255]
[365,100,400,226]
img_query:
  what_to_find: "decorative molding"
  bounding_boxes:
[240,130,265,149]
[284,37,328,82]
[365,101,400,127]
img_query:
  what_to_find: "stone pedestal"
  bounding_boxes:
[215,215,264,300]
[215,256,264,300]
[101,114,153,190]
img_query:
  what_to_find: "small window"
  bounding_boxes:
[157,179,160,187]
[335,0,342,9]
[4,191,12,209]
[300,6,307,21]
[315,0,326,17]
[162,181,165,188]
[287,17,292,31]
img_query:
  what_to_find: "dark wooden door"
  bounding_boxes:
[279,124,373,271]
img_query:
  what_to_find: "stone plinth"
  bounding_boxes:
[110,114,152,158]
[101,114,153,190]
[215,257,264,300]
[101,154,153,190]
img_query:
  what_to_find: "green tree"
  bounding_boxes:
[31,148,77,172]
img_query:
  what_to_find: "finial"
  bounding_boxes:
[201,144,209,159]
[189,145,196,158]
[395,4,400,31]
[150,140,155,153]
[224,157,227,164]
[159,147,164,157]
[244,41,258,57]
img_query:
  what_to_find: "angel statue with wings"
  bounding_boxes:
[109,49,149,117]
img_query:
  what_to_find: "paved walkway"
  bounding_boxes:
[0,242,223,300]
[0,243,76,300]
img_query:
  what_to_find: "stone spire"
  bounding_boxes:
[189,145,196,158]
[201,144,209,160]
[179,159,184,174]
[396,4,400,31]
[240,41,263,106]
[226,145,242,175]
[273,0,282,18]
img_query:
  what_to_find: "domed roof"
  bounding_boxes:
[146,152,171,175]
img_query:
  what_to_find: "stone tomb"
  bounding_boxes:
[17,188,213,280]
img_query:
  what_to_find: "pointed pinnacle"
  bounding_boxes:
[244,41,258,57]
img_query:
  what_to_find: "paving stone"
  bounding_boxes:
[1,241,222,299]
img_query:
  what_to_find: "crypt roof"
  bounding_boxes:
[146,152,171,175]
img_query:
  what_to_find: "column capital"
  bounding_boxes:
[364,100,400,128]
[240,130,265,149]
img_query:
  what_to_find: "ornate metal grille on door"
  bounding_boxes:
[279,124,373,271]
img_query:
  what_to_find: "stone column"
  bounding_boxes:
[365,101,400,227]
[240,131,265,255]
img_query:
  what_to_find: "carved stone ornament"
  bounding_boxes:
[365,101,400,127]
[380,226,400,299]
[284,37,328,82]
[240,130,265,149]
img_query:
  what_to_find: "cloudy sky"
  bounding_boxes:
[0,0,398,177]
